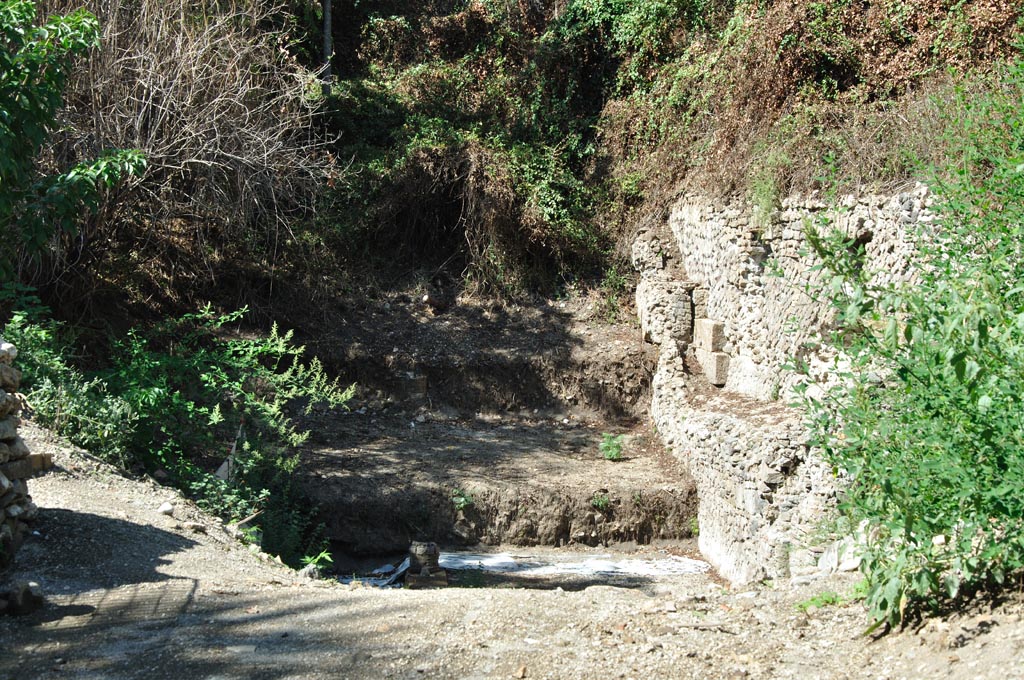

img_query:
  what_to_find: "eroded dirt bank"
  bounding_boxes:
[294,292,698,557]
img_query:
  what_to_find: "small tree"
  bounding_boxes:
[0,0,143,281]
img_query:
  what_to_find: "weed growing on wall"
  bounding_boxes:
[798,55,1024,629]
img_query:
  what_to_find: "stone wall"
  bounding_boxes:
[635,185,933,583]
[0,339,49,570]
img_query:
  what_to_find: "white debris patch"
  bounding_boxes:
[438,552,710,577]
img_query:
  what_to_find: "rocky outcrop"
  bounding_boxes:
[635,186,932,583]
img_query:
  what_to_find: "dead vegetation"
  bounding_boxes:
[586,0,1021,257]
[31,0,334,315]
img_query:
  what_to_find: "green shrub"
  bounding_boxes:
[4,293,137,465]
[451,488,474,511]
[799,55,1024,629]
[0,0,144,278]
[6,299,352,567]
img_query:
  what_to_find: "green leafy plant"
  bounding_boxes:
[599,267,631,323]
[7,299,352,567]
[798,55,1024,629]
[796,590,841,613]
[451,488,474,511]
[0,0,144,278]
[599,433,625,461]
[301,549,335,569]
[797,581,868,612]
[591,493,612,511]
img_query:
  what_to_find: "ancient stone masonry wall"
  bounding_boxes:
[0,339,51,570]
[634,185,933,583]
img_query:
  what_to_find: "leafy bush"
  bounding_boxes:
[451,488,474,511]
[0,0,144,279]
[6,299,352,566]
[323,2,626,293]
[800,56,1024,629]
[5,300,137,465]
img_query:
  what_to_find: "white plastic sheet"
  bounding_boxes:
[338,551,709,587]
[338,556,411,587]
[437,552,709,577]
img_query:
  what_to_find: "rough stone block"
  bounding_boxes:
[0,341,16,365]
[737,485,765,515]
[694,319,725,352]
[0,453,49,479]
[0,416,18,442]
[691,288,708,320]
[7,436,28,460]
[0,390,14,419]
[637,277,694,345]
[695,348,729,386]
[630,235,667,272]
[0,364,19,392]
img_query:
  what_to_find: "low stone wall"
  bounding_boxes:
[0,339,49,570]
[635,186,932,583]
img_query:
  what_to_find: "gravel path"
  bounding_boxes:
[2,424,1023,680]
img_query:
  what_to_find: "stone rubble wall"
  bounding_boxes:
[0,339,49,570]
[634,185,933,583]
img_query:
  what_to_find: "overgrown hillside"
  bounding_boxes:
[320,0,1020,295]
[8,0,1019,313]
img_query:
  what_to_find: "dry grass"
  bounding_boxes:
[34,0,333,311]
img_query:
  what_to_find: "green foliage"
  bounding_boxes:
[796,581,868,612]
[4,299,137,465]
[559,0,726,90]
[599,265,631,323]
[796,590,841,612]
[599,433,625,461]
[301,548,334,569]
[0,1,144,277]
[102,305,351,468]
[451,487,474,511]
[6,299,352,567]
[798,56,1024,629]
[591,493,612,511]
[324,2,639,291]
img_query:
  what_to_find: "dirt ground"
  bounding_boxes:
[298,408,697,556]
[3,423,1024,680]
[290,291,697,557]
[305,288,656,422]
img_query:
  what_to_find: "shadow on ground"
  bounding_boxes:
[1,509,199,594]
